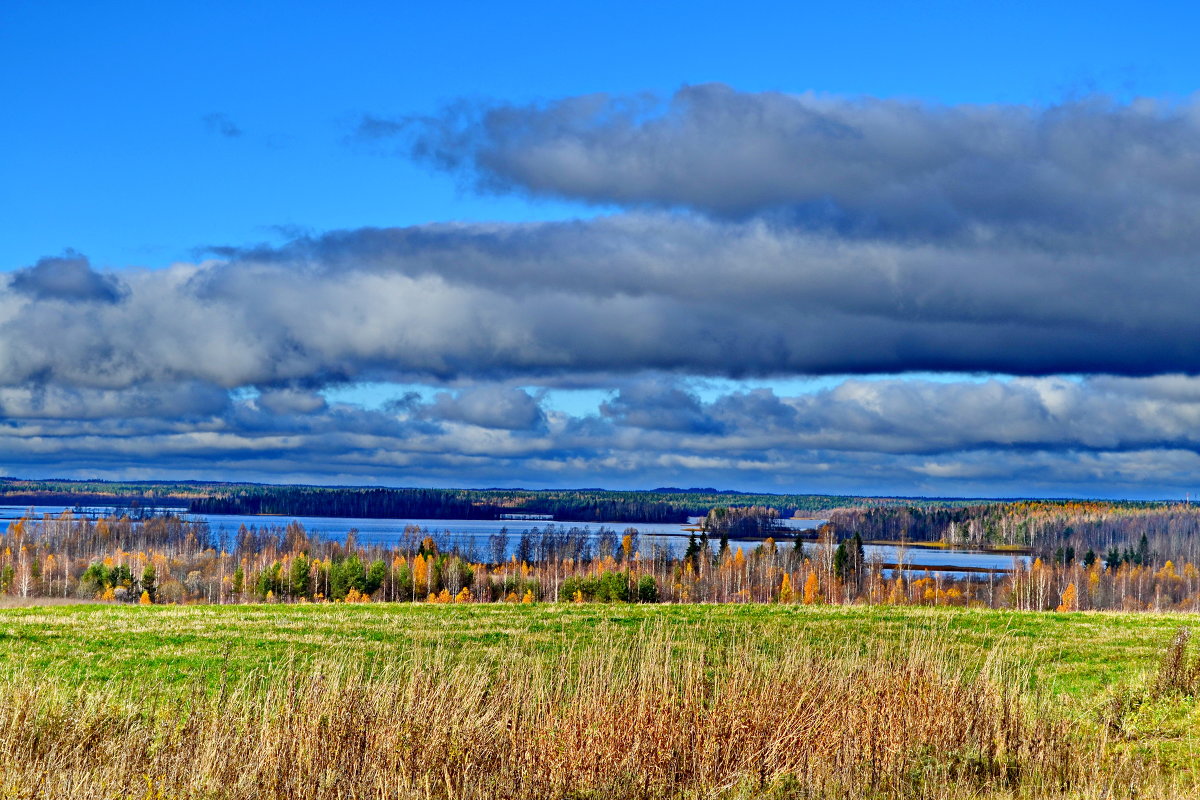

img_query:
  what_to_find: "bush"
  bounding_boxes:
[559,572,646,603]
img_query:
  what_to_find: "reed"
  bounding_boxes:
[0,624,1181,799]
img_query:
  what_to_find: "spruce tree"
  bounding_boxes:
[833,542,849,581]
[140,563,157,604]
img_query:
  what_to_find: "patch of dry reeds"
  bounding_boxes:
[0,627,1176,799]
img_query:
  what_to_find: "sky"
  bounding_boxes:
[2,0,1200,497]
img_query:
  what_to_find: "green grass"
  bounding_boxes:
[0,602,1198,795]
[0,602,1191,699]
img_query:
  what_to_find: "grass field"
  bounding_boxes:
[0,603,1198,798]
[0,602,1190,695]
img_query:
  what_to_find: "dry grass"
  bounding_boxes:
[0,625,1183,800]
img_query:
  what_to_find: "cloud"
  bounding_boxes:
[600,383,723,434]
[3,374,1200,496]
[256,387,328,415]
[8,252,125,303]
[398,84,1200,248]
[0,381,228,420]
[423,385,546,430]
[6,208,1198,391]
[18,85,1200,494]
[203,112,243,138]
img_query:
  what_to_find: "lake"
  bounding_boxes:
[0,505,1024,574]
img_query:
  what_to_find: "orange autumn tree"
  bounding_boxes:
[1056,582,1078,612]
[412,554,428,597]
[803,572,820,605]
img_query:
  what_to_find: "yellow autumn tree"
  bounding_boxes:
[802,572,820,605]
[139,590,151,605]
[1056,582,1078,612]
[521,589,534,604]
[779,573,794,603]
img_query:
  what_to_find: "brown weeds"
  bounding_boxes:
[0,627,1177,799]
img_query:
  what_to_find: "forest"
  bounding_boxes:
[824,500,1200,563]
[6,500,1200,612]
[0,477,997,522]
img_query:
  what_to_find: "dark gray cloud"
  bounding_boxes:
[600,383,723,434]
[8,252,125,303]
[203,112,243,138]
[398,84,1200,248]
[5,212,1197,390]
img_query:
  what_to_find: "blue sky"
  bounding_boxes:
[4,0,1193,270]
[2,1,1200,497]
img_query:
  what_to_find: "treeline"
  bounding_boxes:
[0,478,227,506]
[824,501,1200,563]
[0,478,1006,523]
[7,509,1200,612]
[188,485,993,522]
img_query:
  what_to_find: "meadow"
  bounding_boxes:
[0,603,1198,798]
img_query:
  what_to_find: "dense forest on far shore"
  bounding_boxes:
[0,478,1006,523]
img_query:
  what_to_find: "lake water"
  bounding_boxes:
[0,505,1024,573]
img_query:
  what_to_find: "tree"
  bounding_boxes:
[365,559,387,596]
[683,532,702,570]
[140,563,157,604]
[1056,582,1078,612]
[1137,534,1152,566]
[1104,548,1121,570]
[413,554,429,598]
[80,562,109,596]
[330,555,366,601]
[255,562,283,599]
[833,542,849,581]
[290,554,311,599]
[803,572,820,604]
[488,527,509,565]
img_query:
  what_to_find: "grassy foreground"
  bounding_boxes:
[0,603,1198,798]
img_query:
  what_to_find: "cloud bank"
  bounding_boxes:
[395,83,1200,246]
[6,212,1200,391]
[2,373,1200,496]
[10,85,1200,494]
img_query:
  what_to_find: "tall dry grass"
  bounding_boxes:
[0,627,1180,799]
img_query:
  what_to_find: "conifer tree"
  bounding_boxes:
[290,554,311,599]
[140,563,157,604]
